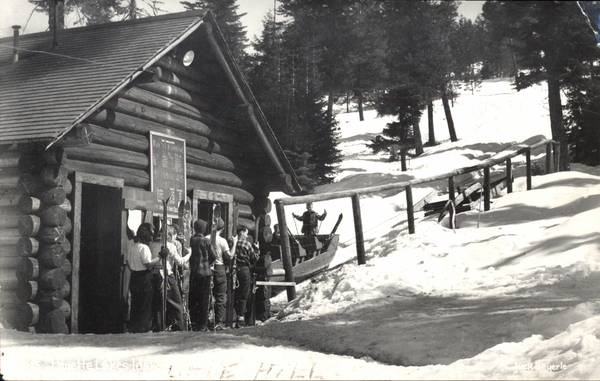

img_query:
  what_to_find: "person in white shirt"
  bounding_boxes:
[206,217,236,331]
[126,223,163,333]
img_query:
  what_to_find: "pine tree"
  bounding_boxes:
[28,0,148,26]
[371,86,422,170]
[450,17,485,95]
[181,0,248,65]
[483,1,600,171]
[247,9,341,190]
[565,62,600,165]
[378,0,459,149]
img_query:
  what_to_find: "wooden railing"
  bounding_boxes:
[274,139,559,300]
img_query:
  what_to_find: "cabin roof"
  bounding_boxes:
[0,10,301,193]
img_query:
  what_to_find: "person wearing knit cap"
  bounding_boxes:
[206,217,236,331]
[188,219,216,331]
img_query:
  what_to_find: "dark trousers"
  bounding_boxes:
[128,269,153,333]
[151,274,183,330]
[234,266,251,318]
[212,266,227,325]
[189,275,211,330]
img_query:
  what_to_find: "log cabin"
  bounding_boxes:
[0,10,301,334]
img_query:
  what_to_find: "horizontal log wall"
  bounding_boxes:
[68,57,283,205]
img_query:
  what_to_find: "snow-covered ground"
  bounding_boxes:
[2,78,600,380]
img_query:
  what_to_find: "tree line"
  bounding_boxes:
[29,0,600,188]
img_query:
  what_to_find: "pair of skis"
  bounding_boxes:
[160,197,192,331]
[177,198,191,331]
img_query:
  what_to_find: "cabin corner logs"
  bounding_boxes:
[0,51,283,334]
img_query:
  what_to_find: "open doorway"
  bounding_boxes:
[78,183,123,334]
[196,201,228,237]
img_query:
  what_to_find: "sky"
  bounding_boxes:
[3,77,600,380]
[0,0,484,39]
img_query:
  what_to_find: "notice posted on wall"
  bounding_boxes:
[150,132,186,216]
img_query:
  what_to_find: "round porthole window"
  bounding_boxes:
[183,50,195,66]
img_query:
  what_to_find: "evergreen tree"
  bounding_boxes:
[450,17,485,94]
[565,62,600,165]
[482,1,600,171]
[181,0,248,65]
[28,0,149,26]
[247,9,341,190]
[279,0,387,122]
[378,0,458,149]
[370,85,422,170]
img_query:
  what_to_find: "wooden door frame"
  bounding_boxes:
[191,190,234,238]
[71,172,124,334]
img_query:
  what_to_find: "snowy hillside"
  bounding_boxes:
[3,78,600,380]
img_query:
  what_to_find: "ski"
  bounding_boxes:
[248,272,257,326]
[328,213,344,238]
[161,197,170,332]
[225,207,240,328]
[208,203,220,329]
[178,198,191,331]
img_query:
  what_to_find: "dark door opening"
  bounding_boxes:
[197,201,227,237]
[79,183,123,334]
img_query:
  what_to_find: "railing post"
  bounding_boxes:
[448,176,455,202]
[274,200,296,301]
[554,143,561,173]
[406,184,415,234]
[506,158,513,194]
[483,166,491,211]
[526,148,532,190]
[351,194,366,265]
[545,142,552,174]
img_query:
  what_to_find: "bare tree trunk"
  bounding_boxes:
[129,0,137,19]
[327,92,335,124]
[400,149,407,171]
[412,120,424,156]
[427,101,436,146]
[442,94,458,142]
[547,76,569,171]
[355,91,364,121]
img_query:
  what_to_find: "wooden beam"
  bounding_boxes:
[351,194,366,265]
[187,162,243,188]
[406,184,415,234]
[135,81,212,114]
[120,85,224,130]
[63,144,149,170]
[483,166,491,211]
[83,123,149,153]
[274,199,296,301]
[63,159,148,188]
[188,178,254,205]
[89,108,243,151]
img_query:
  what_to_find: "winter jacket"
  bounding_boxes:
[190,233,216,277]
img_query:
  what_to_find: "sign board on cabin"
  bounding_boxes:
[150,132,186,216]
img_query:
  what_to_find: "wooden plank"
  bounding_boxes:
[438,182,482,223]
[274,200,296,301]
[351,194,366,265]
[256,281,295,286]
[71,179,82,333]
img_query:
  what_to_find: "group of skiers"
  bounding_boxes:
[126,216,273,333]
